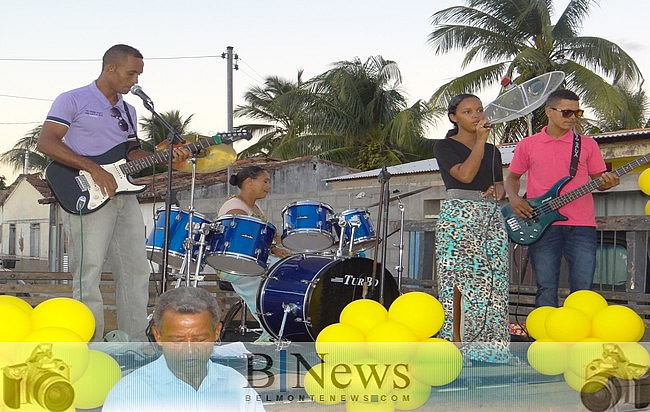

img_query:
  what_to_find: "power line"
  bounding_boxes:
[0,121,41,125]
[0,94,53,102]
[0,55,222,62]
[238,58,266,83]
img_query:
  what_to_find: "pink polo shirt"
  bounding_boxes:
[508,127,607,227]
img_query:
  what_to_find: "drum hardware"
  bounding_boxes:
[366,166,391,303]
[275,303,298,349]
[396,200,406,292]
[346,217,361,256]
[335,216,347,257]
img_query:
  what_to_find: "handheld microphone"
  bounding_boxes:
[130,85,153,106]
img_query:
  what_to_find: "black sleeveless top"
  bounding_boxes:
[434,138,503,191]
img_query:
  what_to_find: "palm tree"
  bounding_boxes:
[1,125,50,174]
[234,71,308,158]
[584,85,648,133]
[273,56,436,169]
[428,0,644,142]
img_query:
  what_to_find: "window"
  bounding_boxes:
[8,224,16,255]
[30,223,40,257]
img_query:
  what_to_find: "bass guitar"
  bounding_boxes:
[502,153,650,245]
[45,131,251,214]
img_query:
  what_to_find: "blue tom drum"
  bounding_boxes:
[145,206,213,271]
[256,254,399,341]
[338,208,376,251]
[281,201,336,252]
[205,215,276,276]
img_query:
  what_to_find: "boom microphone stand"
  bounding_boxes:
[138,98,185,294]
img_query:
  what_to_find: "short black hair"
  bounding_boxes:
[229,165,266,188]
[102,44,143,70]
[545,89,579,107]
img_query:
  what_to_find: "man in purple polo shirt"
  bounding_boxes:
[37,44,190,341]
[504,89,619,308]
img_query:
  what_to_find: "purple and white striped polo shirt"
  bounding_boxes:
[45,81,138,156]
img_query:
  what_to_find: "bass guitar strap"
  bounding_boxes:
[569,130,581,179]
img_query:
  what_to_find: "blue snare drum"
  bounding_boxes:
[205,215,276,276]
[281,201,335,252]
[338,208,376,251]
[256,254,399,341]
[145,206,212,270]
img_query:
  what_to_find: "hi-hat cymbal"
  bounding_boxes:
[156,133,237,173]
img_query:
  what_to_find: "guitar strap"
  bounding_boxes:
[569,130,581,179]
[122,101,141,153]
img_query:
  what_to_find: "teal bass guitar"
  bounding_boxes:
[502,153,650,245]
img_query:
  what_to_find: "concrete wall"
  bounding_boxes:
[1,179,50,270]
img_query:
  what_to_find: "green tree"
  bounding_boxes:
[271,56,436,170]
[234,71,308,158]
[1,125,50,174]
[584,85,648,133]
[428,0,644,142]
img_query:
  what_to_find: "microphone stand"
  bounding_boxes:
[140,98,184,294]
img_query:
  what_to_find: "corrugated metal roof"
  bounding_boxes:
[325,145,517,182]
[593,128,650,140]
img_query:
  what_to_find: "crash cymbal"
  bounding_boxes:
[156,134,237,173]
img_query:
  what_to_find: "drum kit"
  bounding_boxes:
[146,136,414,345]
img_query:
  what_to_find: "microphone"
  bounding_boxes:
[130,85,153,105]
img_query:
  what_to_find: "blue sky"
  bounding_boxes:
[1,0,648,181]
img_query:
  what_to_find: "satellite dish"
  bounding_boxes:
[483,71,565,127]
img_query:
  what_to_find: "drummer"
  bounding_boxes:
[218,165,290,343]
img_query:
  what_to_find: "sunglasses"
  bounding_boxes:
[550,107,584,118]
[110,107,129,132]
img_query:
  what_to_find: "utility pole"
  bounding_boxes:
[221,46,239,196]
[23,149,29,175]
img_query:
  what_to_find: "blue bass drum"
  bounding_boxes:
[256,254,399,341]
[337,208,376,251]
[205,215,276,276]
[281,201,336,252]
[145,206,212,271]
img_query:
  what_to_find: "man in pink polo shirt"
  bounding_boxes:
[504,89,619,307]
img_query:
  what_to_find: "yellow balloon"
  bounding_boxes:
[545,307,591,342]
[638,168,650,195]
[0,302,31,341]
[316,323,367,364]
[72,350,121,409]
[387,292,444,339]
[527,339,568,375]
[391,373,431,410]
[563,368,588,392]
[563,290,608,320]
[645,199,650,215]
[592,305,644,342]
[32,298,95,342]
[344,359,394,401]
[366,321,417,364]
[409,337,463,386]
[340,299,388,335]
[304,363,344,405]
[21,327,90,382]
[567,340,607,378]
[619,342,650,376]
[0,295,33,315]
[525,306,555,340]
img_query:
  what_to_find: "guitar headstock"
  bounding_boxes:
[211,130,253,145]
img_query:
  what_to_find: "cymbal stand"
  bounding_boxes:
[183,156,199,287]
[396,200,405,292]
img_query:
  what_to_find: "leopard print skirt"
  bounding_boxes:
[435,198,512,363]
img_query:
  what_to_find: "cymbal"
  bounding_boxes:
[367,186,432,208]
[156,134,237,173]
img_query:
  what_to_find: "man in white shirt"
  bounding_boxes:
[103,287,265,412]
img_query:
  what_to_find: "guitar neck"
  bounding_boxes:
[548,153,650,211]
[120,137,215,175]
[116,130,250,176]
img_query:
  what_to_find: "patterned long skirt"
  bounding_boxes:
[435,199,512,363]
